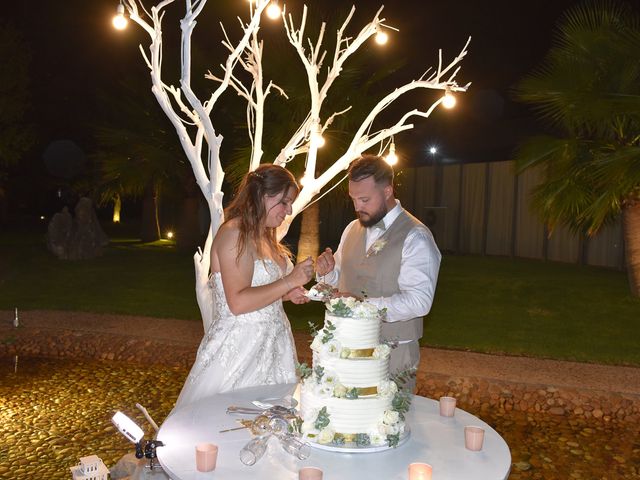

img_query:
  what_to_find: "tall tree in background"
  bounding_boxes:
[514,0,640,296]
[0,22,34,223]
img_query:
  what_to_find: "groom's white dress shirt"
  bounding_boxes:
[321,201,441,323]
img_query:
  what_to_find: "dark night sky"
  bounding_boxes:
[4,0,623,173]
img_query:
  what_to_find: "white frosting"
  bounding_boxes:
[313,354,388,388]
[301,388,393,434]
[326,312,380,349]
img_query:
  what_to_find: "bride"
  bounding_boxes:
[174,164,314,408]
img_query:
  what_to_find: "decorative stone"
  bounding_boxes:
[46,197,109,260]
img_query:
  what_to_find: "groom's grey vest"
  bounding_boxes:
[338,210,424,375]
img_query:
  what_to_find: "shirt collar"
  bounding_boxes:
[369,200,402,231]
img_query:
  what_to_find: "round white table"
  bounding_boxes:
[157,383,511,479]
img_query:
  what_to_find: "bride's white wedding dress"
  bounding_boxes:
[174,258,298,408]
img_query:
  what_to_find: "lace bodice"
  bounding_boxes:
[209,258,291,326]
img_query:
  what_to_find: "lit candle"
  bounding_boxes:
[408,462,433,480]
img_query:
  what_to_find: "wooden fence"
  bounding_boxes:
[318,160,625,269]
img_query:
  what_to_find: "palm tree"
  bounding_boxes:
[90,82,193,244]
[513,0,640,295]
[0,21,34,224]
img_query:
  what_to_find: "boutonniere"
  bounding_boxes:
[366,238,387,257]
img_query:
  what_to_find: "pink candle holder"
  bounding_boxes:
[408,462,433,480]
[464,426,485,451]
[299,466,323,480]
[439,396,457,417]
[195,443,218,472]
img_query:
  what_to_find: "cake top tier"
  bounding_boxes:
[325,297,386,320]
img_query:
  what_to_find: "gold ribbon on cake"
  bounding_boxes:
[345,348,375,358]
[356,386,378,396]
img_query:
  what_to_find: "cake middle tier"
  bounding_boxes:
[313,354,389,388]
[326,313,381,349]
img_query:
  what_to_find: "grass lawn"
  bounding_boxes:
[1,229,639,366]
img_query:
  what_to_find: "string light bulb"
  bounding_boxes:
[299,175,311,187]
[265,1,281,20]
[374,27,389,45]
[442,87,456,109]
[112,3,128,30]
[385,142,398,166]
[311,125,325,148]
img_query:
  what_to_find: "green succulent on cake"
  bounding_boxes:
[296,362,312,380]
[355,433,371,447]
[386,433,400,448]
[314,407,330,430]
[345,387,360,399]
[321,320,336,344]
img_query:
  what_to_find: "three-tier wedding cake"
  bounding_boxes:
[298,297,410,449]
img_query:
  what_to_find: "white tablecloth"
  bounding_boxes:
[157,383,511,479]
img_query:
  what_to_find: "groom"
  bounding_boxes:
[315,154,441,390]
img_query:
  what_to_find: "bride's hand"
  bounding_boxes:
[286,257,314,287]
[284,287,310,304]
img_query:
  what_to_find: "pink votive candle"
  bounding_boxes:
[195,443,218,472]
[299,466,323,480]
[408,462,433,480]
[464,426,485,451]
[439,396,457,417]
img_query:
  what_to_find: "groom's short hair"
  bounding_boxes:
[348,155,394,186]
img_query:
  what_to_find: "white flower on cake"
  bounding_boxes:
[366,238,388,257]
[372,344,392,359]
[310,334,323,352]
[321,339,342,358]
[378,421,400,436]
[302,407,319,423]
[351,301,379,318]
[314,384,333,399]
[368,431,386,446]
[382,410,400,425]
[339,347,351,359]
[318,428,335,444]
[326,296,381,319]
[377,380,399,397]
[301,420,316,434]
[333,383,348,398]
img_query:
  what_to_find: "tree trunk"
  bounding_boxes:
[140,182,161,242]
[177,196,202,250]
[622,202,640,297]
[112,194,121,223]
[296,202,320,261]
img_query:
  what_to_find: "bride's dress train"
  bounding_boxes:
[174,258,298,408]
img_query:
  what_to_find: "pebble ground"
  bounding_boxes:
[1,356,638,479]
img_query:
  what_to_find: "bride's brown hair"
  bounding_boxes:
[224,164,299,261]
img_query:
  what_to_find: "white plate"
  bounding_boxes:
[306,293,328,302]
[308,427,410,453]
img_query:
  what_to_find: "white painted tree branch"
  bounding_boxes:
[123,1,470,331]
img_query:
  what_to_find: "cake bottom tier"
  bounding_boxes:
[300,389,392,434]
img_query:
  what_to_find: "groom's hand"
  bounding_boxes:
[315,248,335,276]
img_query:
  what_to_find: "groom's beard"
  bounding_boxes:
[357,204,388,228]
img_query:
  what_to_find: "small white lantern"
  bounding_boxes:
[70,455,110,480]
